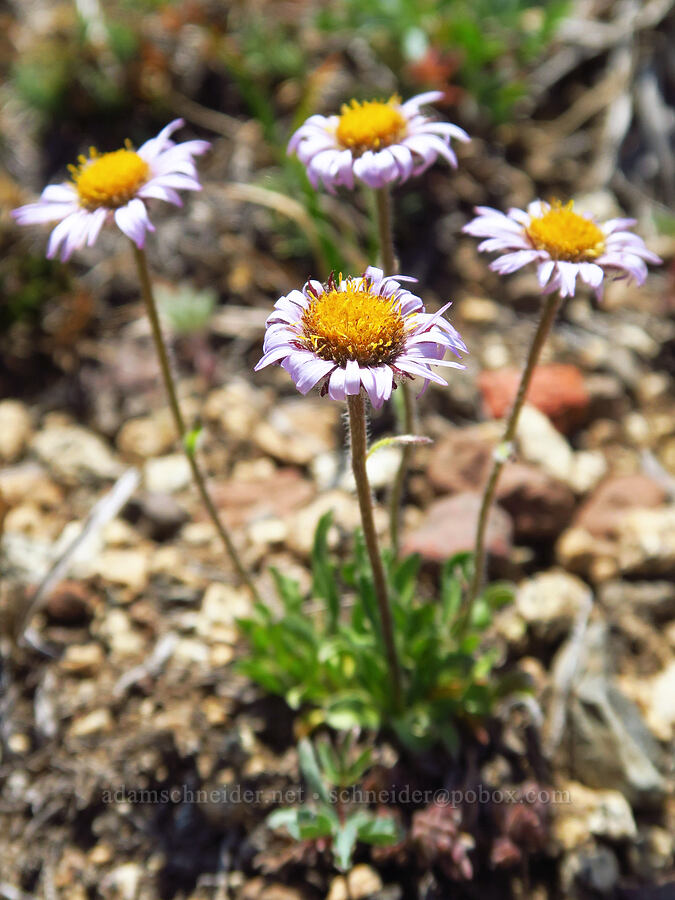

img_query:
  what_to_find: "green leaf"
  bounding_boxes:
[324,694,381,731]
[311,512,340,631]
[356,814,401,846]
[333,813,359,872]
[298,739,331,806]
[270,567,303,612]
[183,425,203,458]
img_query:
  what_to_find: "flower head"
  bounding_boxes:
[12,119,210,261]
[288,92,469,193]
[463,199,661,298]
[255,266,466,407]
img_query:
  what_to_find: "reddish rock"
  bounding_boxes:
[213,468,315,526]
[479,364,590,433]
[495,463,576,542]
[402,492,513,562]
[574,474,667,539]
[426,427,493,494]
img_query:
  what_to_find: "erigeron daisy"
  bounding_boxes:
[463,200,661,298]
[12,119,210,261]
[288,91,470,192]
[255,266,467,407]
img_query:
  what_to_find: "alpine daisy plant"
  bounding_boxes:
[288,92,469,192]
[12,119,210,261]
[12,119,259,603]
[463,198,661,609]
[463,200,661,299]
[255,266,467,407]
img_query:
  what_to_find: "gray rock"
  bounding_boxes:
[598,580,675,624]
[561,843,620,896]
[553,622,666,806]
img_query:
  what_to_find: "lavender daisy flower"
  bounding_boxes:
[12,119,210,261]
[463,199,661,299]
[288,92,469,193]
[255,266,467,408]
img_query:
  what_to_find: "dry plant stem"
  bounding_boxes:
[131,242,260,603]
[373,186,416,555]
[347,393,403,711]
[466,292,561,609]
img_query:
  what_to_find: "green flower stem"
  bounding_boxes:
[347,393,403,711]
[466,292,561,610]
[373,185,415,556]
[131,242,260,603]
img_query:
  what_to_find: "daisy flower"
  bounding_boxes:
[255,266,467,408]
[288,92,469,192]
[463,199,661,298]
[12,119,210,261]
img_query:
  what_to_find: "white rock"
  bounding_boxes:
[117,411,176,458]
[517,406,605,492]
[644,661,675,741]
[618,507,675,577]
[93,549,149,592]
[516,570,591,640]
[32,425,122,483]
[69,708,113,737]
[0,400,32,462]
[143,453,191,493]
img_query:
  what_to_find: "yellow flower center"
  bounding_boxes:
[71,146,149,210]
[526,201,605,261]
[336,97,406,156]
[300,280,407,367]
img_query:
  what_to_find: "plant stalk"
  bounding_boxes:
[373,186,415,556]
[466,292,561,609]
[131,242,260,603]
[347,393,403,711]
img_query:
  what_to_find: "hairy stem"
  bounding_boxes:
[131,242,260,603]
[373,185,415,556]
[347,393,403,711]
[466,292,561,612]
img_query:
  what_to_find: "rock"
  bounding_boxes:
[93,549,149,593]
[426,425,495,494]
[496,463,575,541]
[628,826,674,881]
[0,400,32,462]
[575,475,667,538]
[598,581,675,624]
[618,506,675,577]
[554,781,637,850]
[516,571,591,642]
[402,492,513,563]
[143,453,191,494]
[45,580,93,625]
[643,662,675,742]
[560,843,620,896]
[212,468,315,526]
[59,643,105,677]
[32,424,122,483]
[287,490,387,556]
[253,398,340,465]
[68,708,114,737]
[116,411,176,458]
[196,583,250,644]
[556,526,619,583]
[327,865,383,900]
[516,406,606,493]
[0,462,63,508]
[98,609,146,658]
[479,364,590,434]
[127,492,189,540]
[203,379,273,441]
[552,622,666,806]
